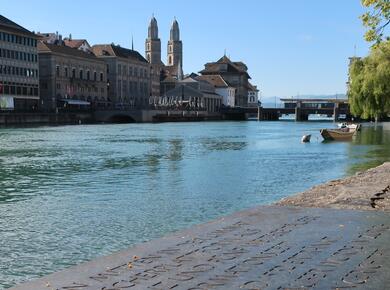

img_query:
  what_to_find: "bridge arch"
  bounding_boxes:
[107,114,136,123]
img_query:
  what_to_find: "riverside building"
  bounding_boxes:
[199,55,251,107]
[92,44,150,109]
[38,34,108,111]
[0,15,39,111]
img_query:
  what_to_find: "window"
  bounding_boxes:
[79,69,83,79]
[72,68,76,78]
[118,64,121,74]
[100,72,103,82]
[56,65,60,77]
[94,71,97,81]
[64,67,68,77]
[87,70,90,80]
[129,67,133,76]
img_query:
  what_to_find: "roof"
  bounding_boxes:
[0,14,37,37]
[179,77,198,83]
[92,44,148,63]
[165,84,203,98]
[161,75,177,83]
[38,42,101,60]
[64,39,88,49]
[196,75,228,88]
[199,55,250,78]
[247,82,259,92]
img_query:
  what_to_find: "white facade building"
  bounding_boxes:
[196,75,236,107]
[247,82,259,107]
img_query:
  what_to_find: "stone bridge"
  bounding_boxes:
[94,110,144,123]
[94,110,222,123]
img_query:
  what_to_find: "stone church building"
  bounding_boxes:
[145,17,183,97]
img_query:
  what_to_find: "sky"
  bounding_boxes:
[2,0,371,98]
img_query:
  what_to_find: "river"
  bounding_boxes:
[0,121,389,288]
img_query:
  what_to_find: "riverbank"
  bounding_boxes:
[9,162,390,289]
[276,161,390,211]
[10,208,390,290]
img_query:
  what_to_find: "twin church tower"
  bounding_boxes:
[145,16,183,96]
[145,16,182,67]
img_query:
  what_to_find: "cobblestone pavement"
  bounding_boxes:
[11,206,390,290]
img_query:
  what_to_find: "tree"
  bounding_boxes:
[348,40,390,121]
[361,0,390,45]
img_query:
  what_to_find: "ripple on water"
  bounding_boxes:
[0,122,390,288]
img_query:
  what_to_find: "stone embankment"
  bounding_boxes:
[276,162,390,211]
[9,162,390,289]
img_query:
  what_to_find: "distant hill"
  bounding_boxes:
[261,94,346,108]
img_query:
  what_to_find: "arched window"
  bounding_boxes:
[169,55,172,65]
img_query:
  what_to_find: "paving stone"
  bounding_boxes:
[10,206,390,290]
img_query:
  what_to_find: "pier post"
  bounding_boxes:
[333,103,339,122]
[257,106,260,121]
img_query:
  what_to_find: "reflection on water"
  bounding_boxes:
[346,125,390,174]
[0,121,389,288]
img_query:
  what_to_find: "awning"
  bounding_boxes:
[60,99,90,105]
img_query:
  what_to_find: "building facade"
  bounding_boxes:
[38,40,107,111]
[247,82,259,107]
[199,55,251,107]
[0,15,39,111]
[165,75,222,112]
[92,44,150,109]
[196,74,236,107]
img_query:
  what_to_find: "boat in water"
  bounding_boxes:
[320,127,358,141]
[301,134,311,143]
[338,123,361,131]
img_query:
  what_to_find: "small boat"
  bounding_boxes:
[301,134,311,143]
[320,127,357,141]
[338,123,361,131]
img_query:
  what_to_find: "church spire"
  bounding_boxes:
[170,18,180,41]
[148,15,158,40]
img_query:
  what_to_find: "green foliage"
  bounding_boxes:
[348,40,390,119]
[361,0,390,45]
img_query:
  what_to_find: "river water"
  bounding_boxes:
[0,121,389,288]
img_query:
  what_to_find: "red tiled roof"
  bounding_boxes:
[199,55,250,78]
[92,44,148,63]
[196,75,228,88]
[38,42,100,60]
[64,39,86,49]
